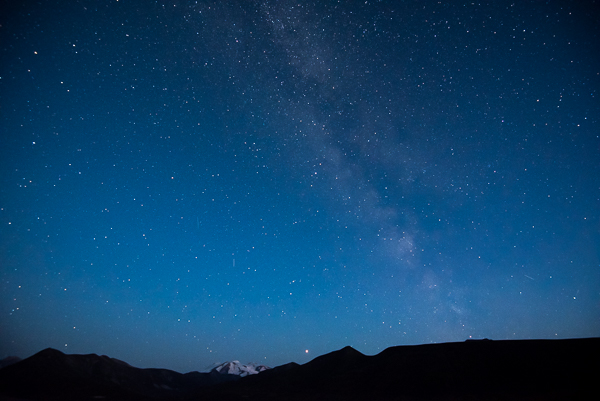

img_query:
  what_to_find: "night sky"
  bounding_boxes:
[1,0,599,373]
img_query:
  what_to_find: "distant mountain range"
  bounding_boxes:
[0,338,598,400]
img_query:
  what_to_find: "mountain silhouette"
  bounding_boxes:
[202,338,598,400]
[1,338,597,400]
[0,347,236,401]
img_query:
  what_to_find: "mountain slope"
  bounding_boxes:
[0,347,236,401]
[205,338,600,401]
[1,338,598,401]
[0,356,21,369]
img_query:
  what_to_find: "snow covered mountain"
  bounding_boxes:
[211,360,270,377]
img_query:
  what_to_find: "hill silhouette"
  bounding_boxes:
[0,338,597,400]
[0,347,236,401]
[193,338,599,400]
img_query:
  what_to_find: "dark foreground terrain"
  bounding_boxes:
[1,338,598,400]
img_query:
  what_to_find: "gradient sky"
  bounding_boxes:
[1,0,599,373]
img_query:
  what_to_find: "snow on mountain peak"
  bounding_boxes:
[211,360,270,377]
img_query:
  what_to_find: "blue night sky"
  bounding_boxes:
[1,1,599,373]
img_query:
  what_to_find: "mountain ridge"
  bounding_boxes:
[1,338,598,400]
[0,347,238,401]
[206,337,599,400]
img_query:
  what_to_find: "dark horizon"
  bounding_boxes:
[3,336,599,372]
[3,335,599,374]
[1,338,598,400]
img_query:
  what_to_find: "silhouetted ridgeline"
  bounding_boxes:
[0,338,598,400]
